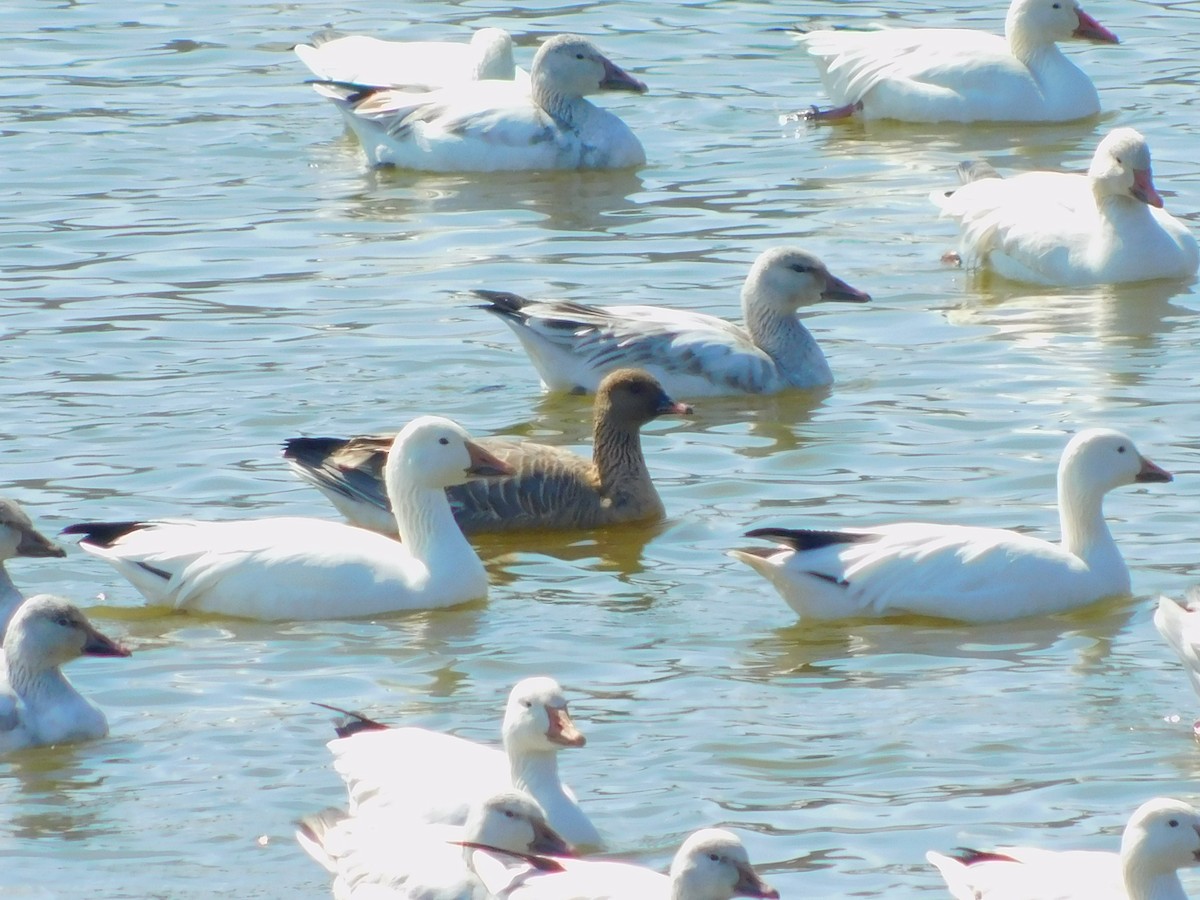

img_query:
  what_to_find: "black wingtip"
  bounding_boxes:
[471,289,530,314]
[312,702,390,739]
[60,521,148,547]
[744,527,873,551]
[281,436,347,463]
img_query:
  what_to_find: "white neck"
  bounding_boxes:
[0,565,22,642]
[742,298,831,386]
[533,79,588,130]
[1058,471,1125,586]
[387,475,484,586]
[1007,29,1064,68]
[1124,858,1188,900]
[508,745,566,804]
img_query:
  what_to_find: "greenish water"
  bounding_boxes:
[3,0,1200,896]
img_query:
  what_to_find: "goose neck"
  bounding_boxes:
[534,80,583,130]
[386,476,472,562]
[743,296,827,383]
[0,566,20,640]
[1057,474,1113,564]
[1123,857,1187,900]
[592,412,651,496]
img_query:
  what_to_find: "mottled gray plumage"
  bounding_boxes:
[283,369,691,536]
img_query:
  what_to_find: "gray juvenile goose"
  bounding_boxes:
[283,368,692,536]
[0,499,65,641]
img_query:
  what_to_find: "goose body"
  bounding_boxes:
[296,790,572,900]
[470,828,778,900]
[0,595,130,753]
[480,248,870,397]
[62,417,510,621]
[731,429,1171,623]
[927,797,1200,900]
[327,677,602,851]
[312,34,646,172]
[0,498,65,640]
[295,27,524,91]
[794,0,1118,123]
[933,128,1198,286]
[1153,592,1200,705]
[283,369,691,536]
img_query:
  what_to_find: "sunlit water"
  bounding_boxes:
[4,0,1200,896]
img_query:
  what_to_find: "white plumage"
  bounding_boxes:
[792,0,1118,123]
[731,428,1171,623]
[933,128,1199,286]
[63,417,510,621]
[311,34,646,172]
[927,797,1200,900]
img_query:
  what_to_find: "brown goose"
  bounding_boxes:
[282,368,692,536]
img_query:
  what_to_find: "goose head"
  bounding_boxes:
[1089,128,1164,208]
[531,34,646,100]
[669,829,778,900]
[0,499,64,563]
[1058,428,1171,501]
[1120,798,1200,881]
[1005,0,1118,53]
[742,247,870,320]
[4,594,130,672]
[501,676,586,754]
[596,369,693,430]
[386,416,514,490]
[470,27,517,81]
[464,790,573,856]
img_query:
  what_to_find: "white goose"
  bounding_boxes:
[0,498,65,640]
[296,790,572,900]
[731,428,1171,623]
[470,828,778,900]
[295,27,525,91]
[326,676,602,851]
[310,34,647,171]
[61,416,511,621]
[479,247,870,397]
[933,128,1199,286]
[0,594,130,753]
[926,797,1200,900]
[282,369,692,536]
[1153,591,1200,727]
[790,0,1118,123]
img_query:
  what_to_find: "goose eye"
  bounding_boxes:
[1170,819,1180,827]
[55,616,71,627]
[1052,2,1061,7]
[521,700,533,708]
[505,810,515,818]
[575,53,585,59]
[1117,445,1126,453]
[439,437,449,445]
[790,264,811,273]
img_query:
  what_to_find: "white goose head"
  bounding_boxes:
[501,676,586,755]
[1089,128,1164,208]
[742,247,870,319]
[4,594,129,673]
[668,829,779,900]
[386,416,512,491]
[531,34,646,101]
[0,499,64,563]
[464,790,573,856]
[1120,798,1200,880]
[1058,428,1171,500]
[1005,0,1118,55]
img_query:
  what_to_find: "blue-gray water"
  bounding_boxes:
[4,0,1200,896]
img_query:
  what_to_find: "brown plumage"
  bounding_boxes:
[282,368,692,536]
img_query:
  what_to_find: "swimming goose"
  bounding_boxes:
[479,247,870,397]
[61,417,511,621]
[1153,592,1200,729]
[731,428,1171,623]
[0,594,130,753]
[310,34,647,171]
[926,797,1200,900]
[296,790,572,900]
[282,369,692,537]
[933,128,1199,286]
[789,0,1118,123]
[0,498,65,640]
[327,676,602,851]
[470,828,778,900]
[295,27,524,91]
